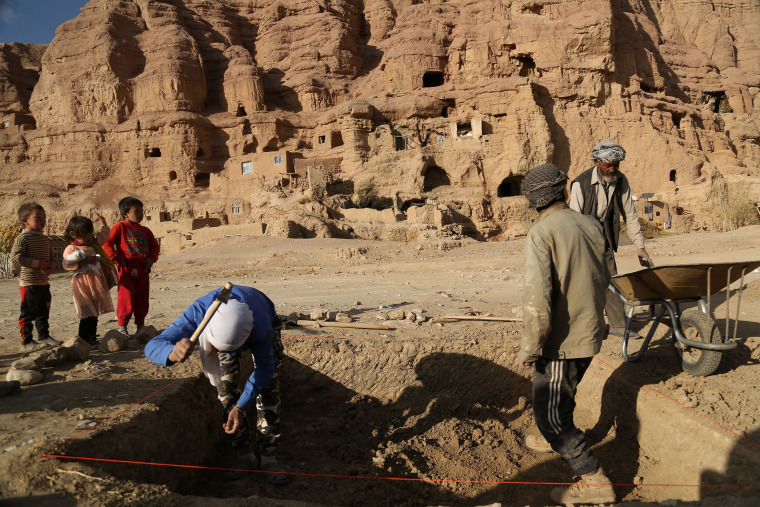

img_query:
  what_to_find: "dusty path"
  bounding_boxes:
[1,226,759,505]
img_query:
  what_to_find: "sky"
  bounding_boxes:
[0,0,87,44]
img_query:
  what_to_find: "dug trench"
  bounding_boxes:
[46,335,760,505]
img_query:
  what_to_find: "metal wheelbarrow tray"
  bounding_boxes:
[609,260,760,376]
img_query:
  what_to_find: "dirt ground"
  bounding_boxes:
[1,225,760,506]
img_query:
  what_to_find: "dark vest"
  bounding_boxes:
[572,167,626,252]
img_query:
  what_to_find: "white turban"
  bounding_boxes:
[198,298,254,387]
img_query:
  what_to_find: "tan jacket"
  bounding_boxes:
[519,203,610,363]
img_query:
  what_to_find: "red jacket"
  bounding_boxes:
[102,221,160,264]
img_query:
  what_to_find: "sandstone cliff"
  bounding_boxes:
[1,0,758,242]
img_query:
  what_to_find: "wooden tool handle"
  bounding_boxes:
[189,282,234,344]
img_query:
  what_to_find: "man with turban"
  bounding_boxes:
[569,141,652,338]
[145,285,288,484]
[519,163,615,505]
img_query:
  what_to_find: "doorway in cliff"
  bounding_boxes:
[497,175,523,197]
[423,165,451,191]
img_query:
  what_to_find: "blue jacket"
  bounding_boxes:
[145,286,277,410]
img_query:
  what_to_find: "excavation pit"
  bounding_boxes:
[55,337,760,505]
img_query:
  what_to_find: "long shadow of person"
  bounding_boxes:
[701,427,760,502]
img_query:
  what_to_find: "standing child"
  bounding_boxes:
[62,213,117,347]
[10,203,62,352]
[102,197,159,336]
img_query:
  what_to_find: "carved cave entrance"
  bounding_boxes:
[497,176,523,197]
[423,165,451,192]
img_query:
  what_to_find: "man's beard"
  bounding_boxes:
[599,171,618,184]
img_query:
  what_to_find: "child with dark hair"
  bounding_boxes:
[102,197,160,336]
[11,202,61,352]
[62,213,117,347]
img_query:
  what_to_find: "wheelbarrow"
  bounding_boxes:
[608,260,760,376]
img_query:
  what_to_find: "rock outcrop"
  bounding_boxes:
[1,0,758,241]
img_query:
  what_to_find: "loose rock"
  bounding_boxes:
[99,330,129,353]
[63,336,91,361]
[6,369,43,386]
[133,325,159,344]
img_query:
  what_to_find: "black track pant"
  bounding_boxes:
[532,357,599,476]
[19,285,51,345]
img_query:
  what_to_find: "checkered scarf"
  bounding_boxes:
[521,163,568,209]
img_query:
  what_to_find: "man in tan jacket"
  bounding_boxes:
[519,163,614,505]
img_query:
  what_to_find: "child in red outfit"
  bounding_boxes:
[102,197,160,335]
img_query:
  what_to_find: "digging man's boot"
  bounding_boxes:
[550,467,615,505]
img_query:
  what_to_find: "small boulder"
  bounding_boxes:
[43,347,69,366]
[310,308,329,321]
[6,369,43,386]
[387,310,405,320]
[62,337,91,361]
[0,380,21,397]
[335,312,353,323]
[99,330,128,353]
[133,325,159,344]
[11,356,44,372]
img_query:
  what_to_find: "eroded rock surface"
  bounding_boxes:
[0,0,758,240]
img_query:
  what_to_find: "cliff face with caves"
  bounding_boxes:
[0,0,758,240]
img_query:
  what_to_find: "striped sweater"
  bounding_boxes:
[10,229,55,287]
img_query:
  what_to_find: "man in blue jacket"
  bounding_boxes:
[145,285,287,484]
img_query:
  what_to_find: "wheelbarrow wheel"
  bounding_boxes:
[675,308,722,377]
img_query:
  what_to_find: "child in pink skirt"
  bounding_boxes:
[62,213,117,346]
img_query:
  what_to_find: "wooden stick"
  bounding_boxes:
[296,320,391,330]
[440,315,523,322]
[189,282,234,344]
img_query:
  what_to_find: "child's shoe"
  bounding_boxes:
[19,340,46,352]
[38,337,62,347]
[135,325,144,334]
[116,326,128,335]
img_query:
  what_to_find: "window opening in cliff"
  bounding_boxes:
[236,105,247,117]
[497,176,523,198]
[149,148,161,158]
[194,172,210,188]
[400,198,426,212]
[522,3,543,14]
[422,71,444,88]
[242,120,252,135]
[394,134,407,151]
[274,155,283,164]
[440,100,456,118]
[242,161,253,176]
[423,165,451,191]
[2,120,8,129]
[231,202,242,214]
[704,91,732,113]
[516,55,535,77]
[457,123,472,137]
[196,148,205,158]
[672,113,684,129]
[169,171,177,181]
[670,170,676,183]
[318,135,326,144]
[332,132,344,147]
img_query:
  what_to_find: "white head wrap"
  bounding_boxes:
[591,141,626,163]
[198,298,254,387]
